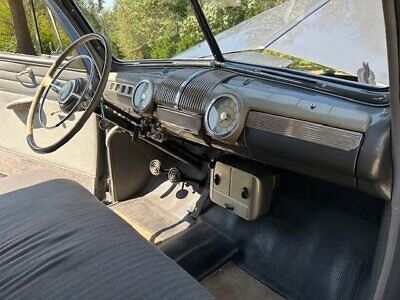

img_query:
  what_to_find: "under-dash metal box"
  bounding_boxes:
[210,158,275,220]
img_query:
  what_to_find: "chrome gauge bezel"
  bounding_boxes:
[204,94,242,140]
[131,79,154,113]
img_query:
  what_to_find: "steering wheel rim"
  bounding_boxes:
[26,33,112,154]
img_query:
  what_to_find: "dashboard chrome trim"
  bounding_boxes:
[157,107,202,134]
[131,79,153,113]
[174,69,210,109]
[205,94,242,140]
[180,70,235,113]
[246,111,363,151]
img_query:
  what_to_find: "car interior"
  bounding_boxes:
[0,0,399,299]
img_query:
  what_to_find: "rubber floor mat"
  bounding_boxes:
[200,177,382,300]
[202,262,284,300]
[159,222,238,280]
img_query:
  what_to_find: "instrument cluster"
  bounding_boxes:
[109,69,244,145]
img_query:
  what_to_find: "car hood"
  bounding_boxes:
[177,0,388,85]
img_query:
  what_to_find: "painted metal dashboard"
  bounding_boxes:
[104,67,392,200]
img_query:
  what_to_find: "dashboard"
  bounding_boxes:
[103,66,392,201]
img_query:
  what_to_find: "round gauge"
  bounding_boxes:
[132,80,153,112]
[205,94,241,139]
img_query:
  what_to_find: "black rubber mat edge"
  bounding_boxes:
[158,221,239,280]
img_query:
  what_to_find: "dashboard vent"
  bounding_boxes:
[109,81,135,97]
[155,69,199,108]
[179,70,234,114]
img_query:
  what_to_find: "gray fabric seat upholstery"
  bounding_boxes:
[0,171,212,299]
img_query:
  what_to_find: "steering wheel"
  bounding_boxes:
[26,33,112,154]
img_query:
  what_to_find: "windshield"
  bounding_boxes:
[75,0,211,61]
[182,0,388,87]
[77,0,388,87]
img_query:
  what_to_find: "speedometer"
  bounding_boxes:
[205,94,241,139]
[132,80,154,113]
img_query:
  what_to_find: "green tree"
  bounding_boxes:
[75,0,105,32]
[0,0,71,55]
[25,0,69,54]
[0,0,286,60]
[107,0,246,60]
[109,0,189,60]
[0,0,17,53]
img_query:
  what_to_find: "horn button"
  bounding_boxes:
[58,79,86,113]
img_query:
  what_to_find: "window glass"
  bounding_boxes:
[0,0,70,55]
[192,0,389,87]
[0,0,17,53]
[75,0,388,87]
[29,1,70,54]
[75,0,211,61]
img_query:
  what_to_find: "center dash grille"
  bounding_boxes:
[155,69,199,108]
[155,68,235,114]
[179,70,234,114]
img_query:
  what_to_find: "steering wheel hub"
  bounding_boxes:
[59,80,76,103]
[59,79,86,113]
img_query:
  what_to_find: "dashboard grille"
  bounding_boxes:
[155,68,235,114]
[246,111,363,151]
[179,70,234,114]
[155,69,198,108]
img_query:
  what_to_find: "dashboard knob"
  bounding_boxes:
[168,167,181,183]
[149,159,162,176]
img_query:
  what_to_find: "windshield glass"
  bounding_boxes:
[75,0,211,61]
[77,0,388,87]
[179,0,388,87]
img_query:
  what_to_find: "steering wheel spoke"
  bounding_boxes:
[41,75,54,88]
[50,82,63,92]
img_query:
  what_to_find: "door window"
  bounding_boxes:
[0,0,70,56]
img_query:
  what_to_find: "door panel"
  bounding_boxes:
[0,53,99,192]
[0,53,84,96]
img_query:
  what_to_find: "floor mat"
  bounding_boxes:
[110,180,201,243]
[159,222,238,280]
[202,263,284,300]
[200,175,382,300]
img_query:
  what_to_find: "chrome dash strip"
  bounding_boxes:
[174,69,210,109]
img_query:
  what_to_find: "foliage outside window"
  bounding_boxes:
[76,0,337,77]
[75,0,283,61]
[76,0,206,60]
[0,0,70,55]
